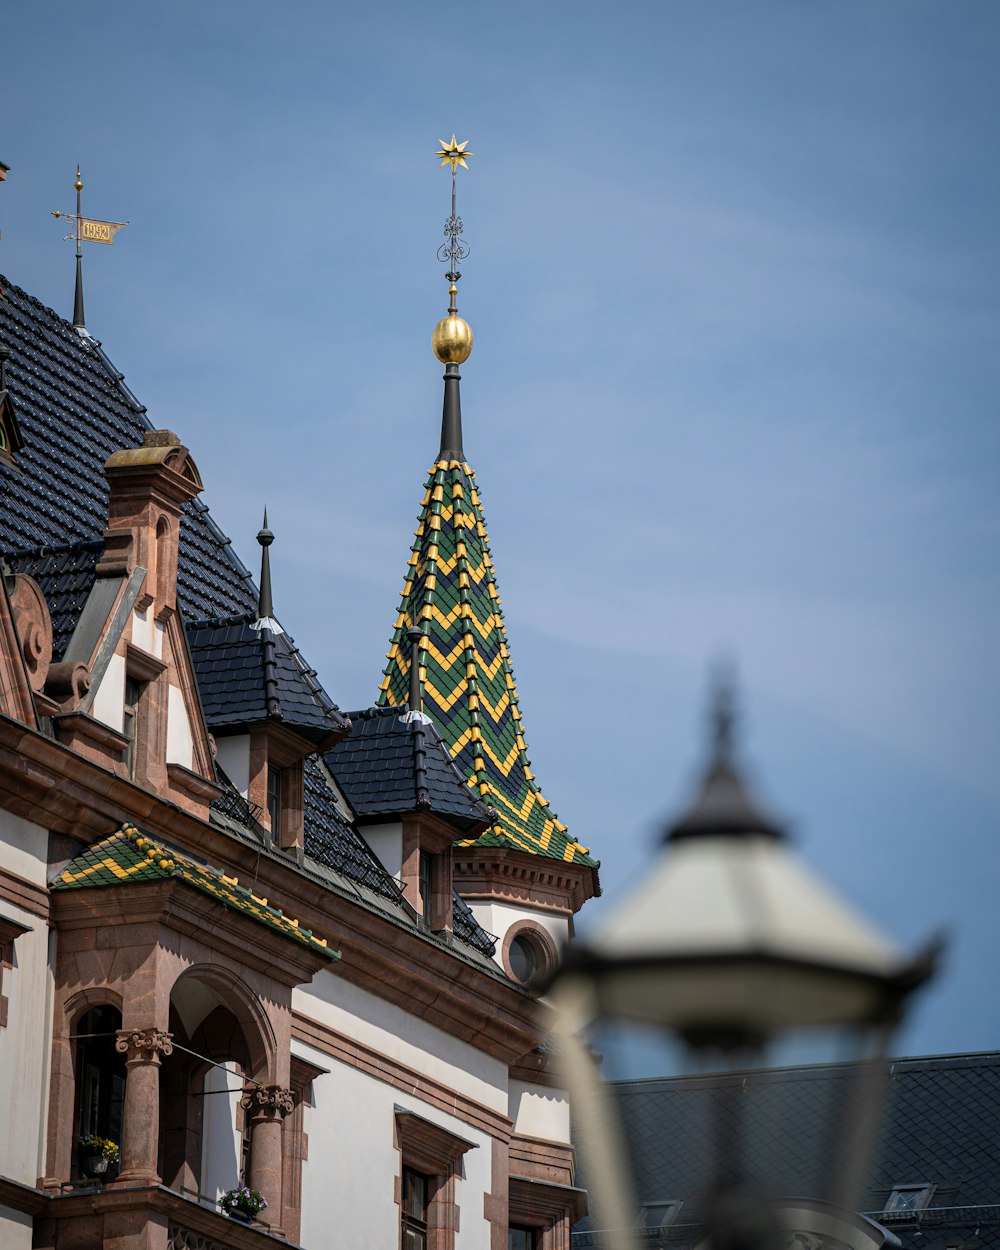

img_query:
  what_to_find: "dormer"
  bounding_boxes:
[325,631,493,932]
[45,431,219,817]
[0,347,25,465]
[187,516,350,857]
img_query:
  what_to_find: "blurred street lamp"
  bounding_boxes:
[550,679,938,1250]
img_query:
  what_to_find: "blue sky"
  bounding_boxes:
[2,1,998,1065]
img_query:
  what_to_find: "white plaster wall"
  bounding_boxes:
[468,902,570,974]
[508,1081,571,1143]
[131,606,163,658]
[166,684,194,769]
[91,650,125,733]
[200,1061,242,1204]
[0,811,48,886]
[296,1038,494,1250]
[293,971,508,1113]
[361,821,403,881]
[0,1208,32,1250]
[0,912,52,1184]
[214,735,250,796]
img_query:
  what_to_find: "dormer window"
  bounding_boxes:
[123,676,145,780]
[418,851,434,917]
[0,346,25,465]
[267,762,285,843]
[642,1201,683,1229]
[884,1184,934,1215]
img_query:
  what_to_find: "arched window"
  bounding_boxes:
[74,1005,126,1159]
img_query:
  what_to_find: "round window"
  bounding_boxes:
[509,934,540,985]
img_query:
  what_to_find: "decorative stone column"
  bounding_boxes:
[113,1028,173,1185]
[240,1084,294,1231]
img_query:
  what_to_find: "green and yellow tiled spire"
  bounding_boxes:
[378,139,596,871]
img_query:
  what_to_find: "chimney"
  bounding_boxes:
[96,430,203,610]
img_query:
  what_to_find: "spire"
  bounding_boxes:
[667,669,786,843]
[256,509,276,623]
[51,166,128,335]
[378,140,595,872]
[72,168,86,330]
[432,136,474,461]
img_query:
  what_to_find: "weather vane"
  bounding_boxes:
[52,166,129,330]
[434,135,473,289]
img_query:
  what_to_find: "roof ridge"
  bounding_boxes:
[3,537,105,559]
[346,705,402,721]
[186,611,258,630]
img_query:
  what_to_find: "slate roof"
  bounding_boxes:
[575,1052,1000,1250]
[0,276,257,621]
[4,539,102,661]
[187,613,348,744]
[301,755,409,901]
[0,275,498,959]
[52,824,338,958]
[325,704,492,835]
[379,457,597,870]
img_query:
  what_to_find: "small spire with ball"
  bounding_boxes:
[432,136,474,459]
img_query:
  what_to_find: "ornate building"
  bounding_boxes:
[0,151,596,1250]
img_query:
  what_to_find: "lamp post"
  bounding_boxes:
[550,678,938,1250]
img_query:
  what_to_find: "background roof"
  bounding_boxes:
[576,1052,1000,1250]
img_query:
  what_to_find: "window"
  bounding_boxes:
[0,915,30,1029]
[418,852,433,918]
[502,922,559,990]
[395,1108,476,1250]
[123,676,144,779]
[267,763,284,842]
[509,936,538,984]
[508,1226,537,1250]
[74,1005,126,1172]
[402,1166,430,1250]
[642,1201,683,1229]
[884,1184,934,1215]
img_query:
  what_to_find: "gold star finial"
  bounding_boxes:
[435,135,473,171]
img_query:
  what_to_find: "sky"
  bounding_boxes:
[2,1,998,1066]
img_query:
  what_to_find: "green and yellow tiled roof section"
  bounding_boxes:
[52,825,339,958]
[379,458,596,869]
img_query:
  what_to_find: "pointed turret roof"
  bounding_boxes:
[380,144,597,877]
[378,451,596,870]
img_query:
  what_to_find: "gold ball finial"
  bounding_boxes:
[433,312,474,364]
[74,166,83,192]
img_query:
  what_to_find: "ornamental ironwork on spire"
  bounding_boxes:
[51,165,129,334]
[378,141,596,871]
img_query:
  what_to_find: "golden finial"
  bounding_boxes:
[74,166,83,192]
[433,136,474,363]
[435,135,473,171]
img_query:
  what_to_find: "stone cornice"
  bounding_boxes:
[293,1012,514,1142]
[453,847,599,914]
[509,1046,568,1091]
[0,863,49,919]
